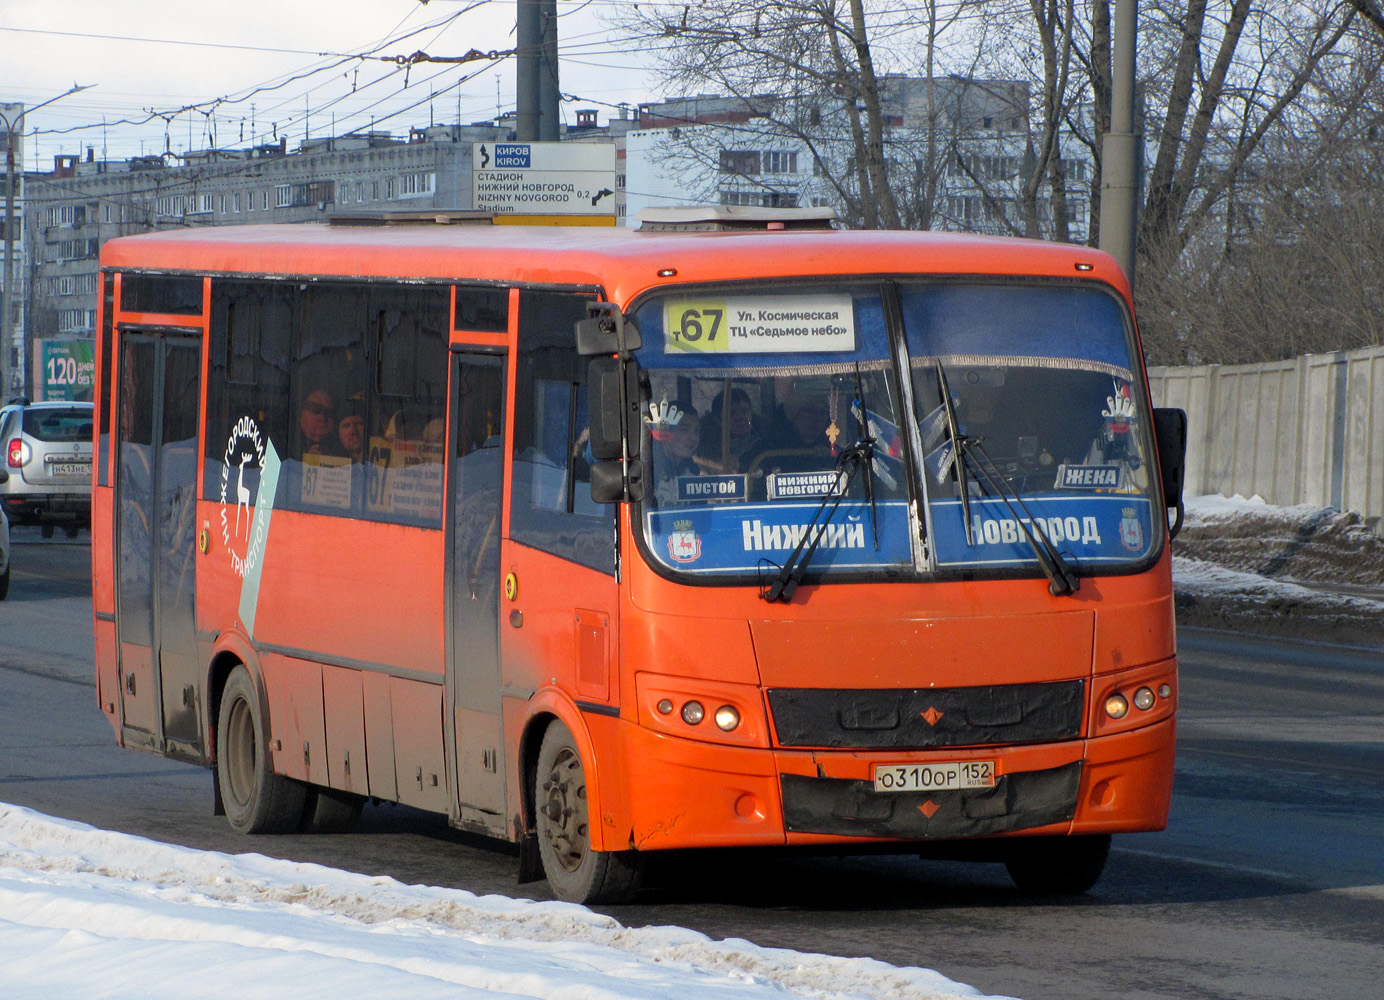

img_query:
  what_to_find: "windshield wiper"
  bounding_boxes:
[763,438,873,603]
[851,364,881,550]
[965,441,1080,596]
[932,361,974,544]
[930,361,1076,596]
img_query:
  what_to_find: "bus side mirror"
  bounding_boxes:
[1152,407,1187,539]
[591,458,644,504]
[585,354,644,504]
[577,302,641,358]
[587,357,625,461]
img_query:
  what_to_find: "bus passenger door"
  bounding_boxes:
[114,332,203,758]
[446,352,508,833]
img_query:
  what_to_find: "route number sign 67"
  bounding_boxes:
[665,300,729,352]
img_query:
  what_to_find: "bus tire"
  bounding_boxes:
[301,786,365,833]
[216,665,306,834]
[534,719,644,904]
[1004,834,1111,895]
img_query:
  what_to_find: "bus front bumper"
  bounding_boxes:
[612,716,1174,852]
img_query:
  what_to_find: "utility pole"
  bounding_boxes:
[1,84,93,397]
[516,0,560,141]
[1099,0,1140,283]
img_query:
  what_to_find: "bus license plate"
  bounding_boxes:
[50,461,90,477]
[873,760,996,793]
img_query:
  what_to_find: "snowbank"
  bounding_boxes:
[1173,495,1384,644]
[0,804,1012,1000]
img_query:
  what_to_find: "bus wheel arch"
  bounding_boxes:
[525,712,644,904]
[215,662,306,834]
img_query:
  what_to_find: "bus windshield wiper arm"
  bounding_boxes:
[965,441,1080,596]
[933,361,974,544]
[763,440,871,603]
[852,364,881,551]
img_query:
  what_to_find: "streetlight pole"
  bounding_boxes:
[1,83,94,397]
[1099,0,1139,283]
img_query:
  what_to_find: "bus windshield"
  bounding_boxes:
[903,283,1158,572]
[631,280,1158,581]
[634,284,914,579]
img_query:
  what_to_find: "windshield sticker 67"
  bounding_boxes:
[664,294,857,354]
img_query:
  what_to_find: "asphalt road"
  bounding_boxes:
[2,534,1382,1000]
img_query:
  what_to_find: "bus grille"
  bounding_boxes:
[766,679,1084,749]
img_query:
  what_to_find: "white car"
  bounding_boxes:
[0,506,10,600]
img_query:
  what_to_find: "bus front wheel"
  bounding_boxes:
[534,719,644,904]
[1004,834,1111,895]
[216,665,306,834]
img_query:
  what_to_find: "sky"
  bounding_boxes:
[0,803,1011,1000]
[0,0,662,167]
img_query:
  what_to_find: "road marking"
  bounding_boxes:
[1116,846,1319,886]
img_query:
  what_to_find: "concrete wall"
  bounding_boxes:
[1149,347,1384,524]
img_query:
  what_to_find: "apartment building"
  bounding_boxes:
[15,110,642,397]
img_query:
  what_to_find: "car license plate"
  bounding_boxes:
[873,760,997,793]
[49,461,90,477]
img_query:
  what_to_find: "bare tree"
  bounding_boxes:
[608,1,999,228]
[1139,34,1384,363]
[609,2,883,224]
[1136,1,1359,276]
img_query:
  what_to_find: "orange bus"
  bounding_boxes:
[91,208,1186,903]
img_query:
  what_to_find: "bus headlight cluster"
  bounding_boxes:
[656,697,742,732]
[1104,684,1167,720]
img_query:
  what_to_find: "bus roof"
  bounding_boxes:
[100,222,1130,306]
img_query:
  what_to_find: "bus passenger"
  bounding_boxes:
[784,394,833,453]
[697,387,764,473]
[299,388,337,456]
[329,391,367,463]
[651,409,702,506]
[336,413,366,463]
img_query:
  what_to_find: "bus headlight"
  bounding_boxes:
[1104,693,1130,719]
[1133,686,1156,711]
[636,673,769,747]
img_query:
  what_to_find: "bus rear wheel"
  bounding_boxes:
[1004,834,1111,895]
[534,720,644,904]
[216,665,306,834]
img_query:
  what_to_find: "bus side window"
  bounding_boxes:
[204,280,293,507]
[368,285,449,527]
[290,284,369,514]
[510,290,613,574]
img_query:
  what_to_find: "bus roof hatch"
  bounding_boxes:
[636,205,838,232]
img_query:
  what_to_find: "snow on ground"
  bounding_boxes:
[0,804,1011,1000]
[1176,493,1384,587]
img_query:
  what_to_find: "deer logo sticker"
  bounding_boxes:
[219,417,267,578]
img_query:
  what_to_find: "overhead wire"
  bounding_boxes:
[7,0,1011,165]
[20,2,489,150]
